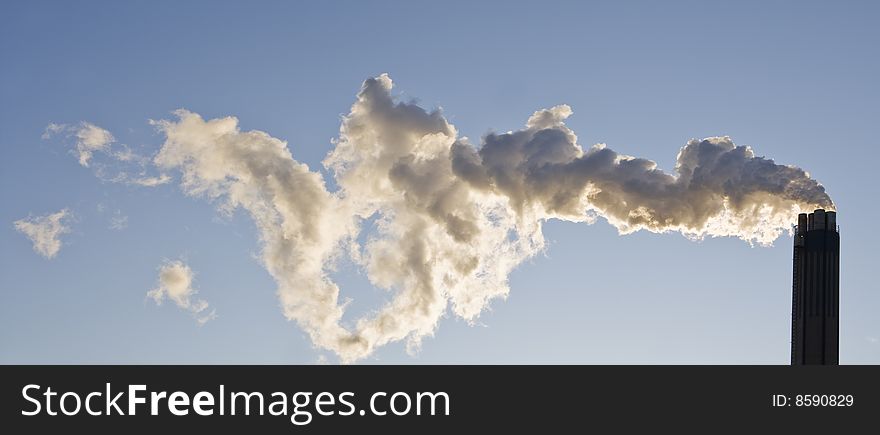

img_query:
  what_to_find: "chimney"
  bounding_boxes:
[791,209,840,365]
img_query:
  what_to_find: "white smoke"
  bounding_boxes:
[450,105,833,245]
[42,122,115,167]
[144,74,832,362]
[148,260,216,325]
[44,121,171,186]
[14,209,72,259]
[109,209,129,231]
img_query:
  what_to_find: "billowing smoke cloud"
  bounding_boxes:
[451,105,833,244]
[152,109,359,351]
[147,260,216,325]
[14,209,71,259]
[146,74,832,362]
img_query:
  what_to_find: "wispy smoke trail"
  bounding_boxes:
[42,122,114,167]
[149,74,831,362]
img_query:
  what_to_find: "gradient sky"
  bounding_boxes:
[1,0,878,364]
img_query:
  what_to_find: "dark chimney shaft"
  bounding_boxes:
[791,209,839,365]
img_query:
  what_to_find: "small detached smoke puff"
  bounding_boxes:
[14,209,71,259]
[148,260,216,325]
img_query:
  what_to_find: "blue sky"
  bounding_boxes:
[1,0,878,363]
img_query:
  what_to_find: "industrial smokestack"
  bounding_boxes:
[791,209,840,365]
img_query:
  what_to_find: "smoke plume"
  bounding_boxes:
[148,74,831,362]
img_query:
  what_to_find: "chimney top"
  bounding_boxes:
[803,209,837,233]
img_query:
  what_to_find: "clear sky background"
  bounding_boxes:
[1,0,878,364]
